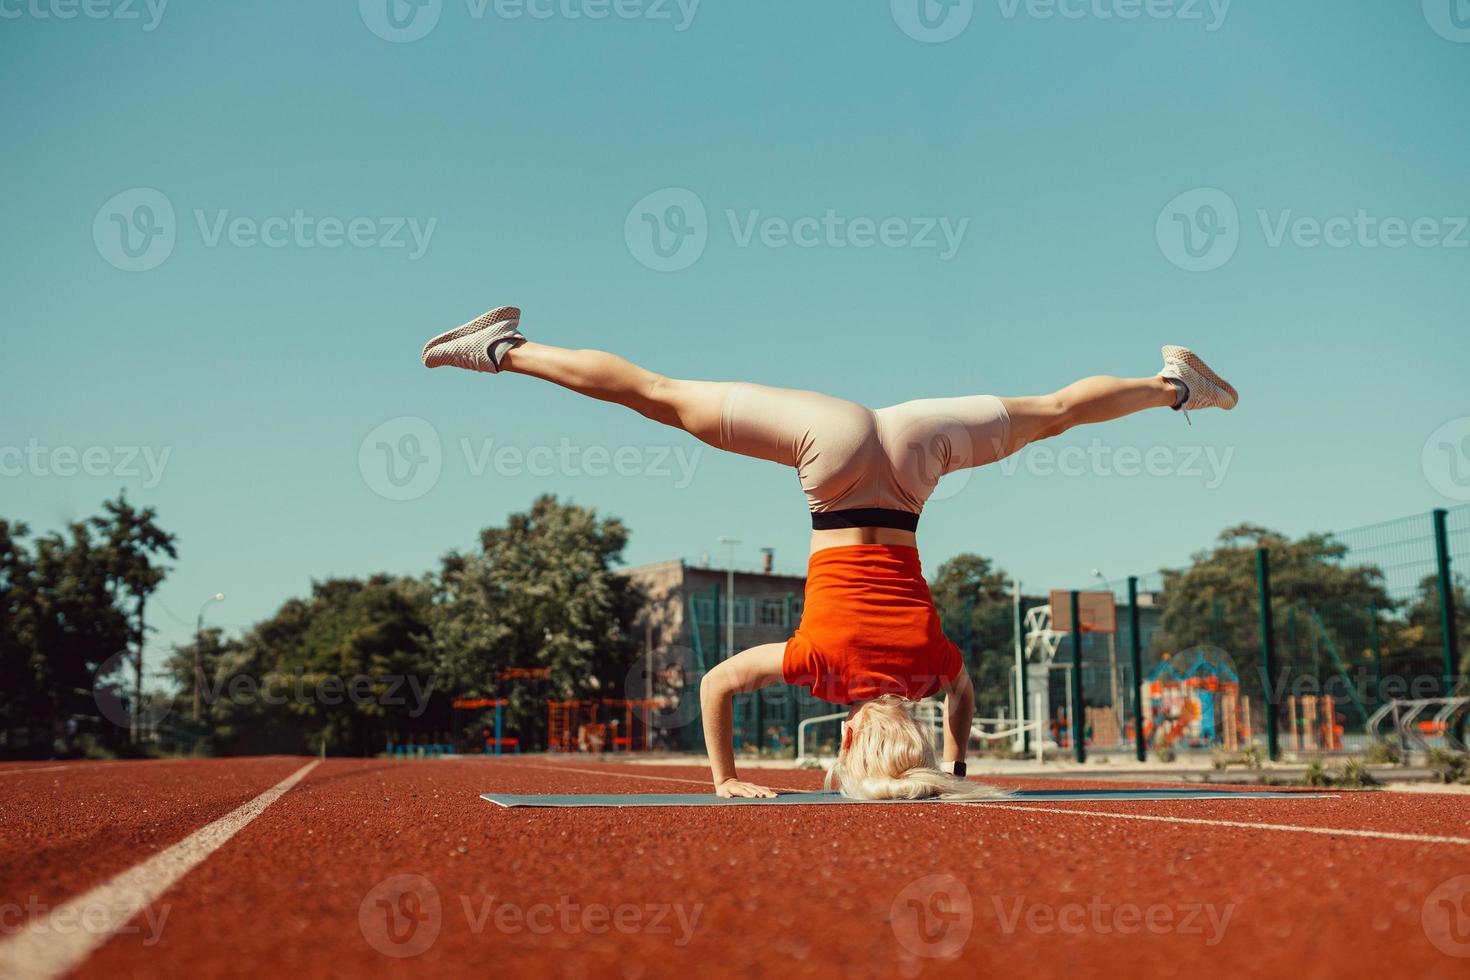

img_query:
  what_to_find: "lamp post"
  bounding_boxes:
[1091,569,1123,741]
[195,593,225,722]
[717,536,741,660]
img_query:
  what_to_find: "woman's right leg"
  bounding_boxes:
[498,342,871,475]
[499,342,731,446]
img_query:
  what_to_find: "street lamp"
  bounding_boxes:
[195,593,225,722]
[717,536,741,660]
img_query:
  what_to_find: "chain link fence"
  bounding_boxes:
[1031,506,1467,761]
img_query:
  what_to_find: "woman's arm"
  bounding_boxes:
[941,667,976,766]
[699,643,787,797]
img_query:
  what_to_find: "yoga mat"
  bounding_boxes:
[481,788,1334,808]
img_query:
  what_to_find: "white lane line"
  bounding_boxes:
[498,761,810,794]
[0,760,321,980]
[980,803,1470,846]
[0,766,72,777]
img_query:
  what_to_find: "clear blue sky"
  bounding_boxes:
[3,1,1468,672]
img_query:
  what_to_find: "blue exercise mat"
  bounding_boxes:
[481,788,1333,808]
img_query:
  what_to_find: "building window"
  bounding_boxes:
[790,598,804,622]
[718,597,753,627]
[692,596,716,625]
[759,597,786,628]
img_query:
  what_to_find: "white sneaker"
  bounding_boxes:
[421,306,525,373]
[1159,345,1238,420]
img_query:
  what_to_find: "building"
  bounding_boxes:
[622,554,817,751]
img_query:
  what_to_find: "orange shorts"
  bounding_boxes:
[782,544,962,704]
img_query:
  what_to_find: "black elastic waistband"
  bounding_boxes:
[810,508,920,532]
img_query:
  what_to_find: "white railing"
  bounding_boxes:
[969,692,1049,763]
[795,692,1050,765]
[795,710,849,765]
[1366,697,1469,758]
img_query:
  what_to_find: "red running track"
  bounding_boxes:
[2,756,1469,979]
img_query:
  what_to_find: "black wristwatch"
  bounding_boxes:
[950,761,967,778]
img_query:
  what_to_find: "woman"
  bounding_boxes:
[422,307,1237,799]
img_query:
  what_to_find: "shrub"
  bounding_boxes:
[1336,759,1380,788]
[1301,758,1332,788]
[1426,748,1469,785]
[1363,740,1401,765]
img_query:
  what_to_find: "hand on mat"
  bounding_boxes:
[715,778,777,799]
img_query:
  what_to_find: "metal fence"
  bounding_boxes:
[686,505,1467,762]
[1031,506,1467,762]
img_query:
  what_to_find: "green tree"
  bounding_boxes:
[0,520,39,734]
[167,575,438,755]
[1158,524,1393,704]
[929,553,1016,717]
[0,517,131,756]
[91,494,177,743]
[1402,573,1470,693]
[431,495,642,745]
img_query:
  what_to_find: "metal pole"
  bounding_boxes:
[1014,579,1028,754]
[1433,509,1460,697]
[786,593,800,753]
[1256,548,1280,761]
[132,597,144,745]
[1069,590,1086,763]
[1128,576,1146,762]
[194,611,204,723]
[644,619,654,750]
[718,536,741,660]
[726,564,735,658]
[1367,604,1382,709]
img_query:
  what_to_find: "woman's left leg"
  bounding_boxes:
[875,375,1183,510]
[1000,375,1178,456]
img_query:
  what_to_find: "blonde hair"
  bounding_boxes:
[825,695,1010,801]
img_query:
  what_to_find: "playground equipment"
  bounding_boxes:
[452,697,520,755]
[1144,647,1252,750]
[547,699,657,753]
[450,668,555,754]
[547,700,596,752]
[1367,696,1470,759]
[602,699,656,751]
[1285,695,1342,751]
[385,740,455,758]
[793,693,1049,766]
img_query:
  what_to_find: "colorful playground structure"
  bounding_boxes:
[1142,648,1253,751]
